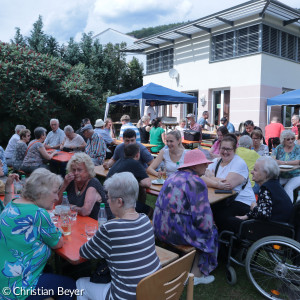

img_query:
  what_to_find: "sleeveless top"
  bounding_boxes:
[66,178,109,219]
[139,126,150,143]
[163,148,188,176]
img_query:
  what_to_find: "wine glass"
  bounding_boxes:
[85,224,97,241]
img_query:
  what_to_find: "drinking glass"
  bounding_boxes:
[60,212,71,236]
[85,224,97,240]
[70,210,78,222]
[51,214,59,224]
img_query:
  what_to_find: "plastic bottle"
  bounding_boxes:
[98,203,107,229]
[14,180,22,195]
[20,175,26,189]
[61,191,70,213]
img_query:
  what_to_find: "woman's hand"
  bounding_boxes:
[6,173,19,186]
[64,173,75,185]
[250,201,257,211]
[218,179,232,190]
[236,215,248,220]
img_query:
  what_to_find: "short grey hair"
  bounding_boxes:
[256,156,279,180]
[238,135,253,148]
[280,130,295,144]
[15,125,26,133]
[66,153,95,178]
[104,172,138,209]
[180,119,186,123]
[50,118,59,124]
[22,168,62,202]
[64,125,74,133]
[34,127,47,139]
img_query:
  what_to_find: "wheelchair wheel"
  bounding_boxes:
[245,236,300,300]
[226,266,237,285]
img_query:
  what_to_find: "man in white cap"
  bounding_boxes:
[81,124,107,165]
[94,119,116,146]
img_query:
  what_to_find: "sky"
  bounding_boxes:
[0,0,299,44]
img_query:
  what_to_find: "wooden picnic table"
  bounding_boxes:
[94,163,235,204]
[47,150,74,163]
[114,139,158,149]
[54,215,178,267]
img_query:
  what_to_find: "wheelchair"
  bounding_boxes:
[219,201,300,299]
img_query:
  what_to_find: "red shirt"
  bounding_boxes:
[292,124,299,136]
[265,123,285,145]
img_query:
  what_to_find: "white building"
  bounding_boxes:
[93,28,146,69]
[125,0,300,131]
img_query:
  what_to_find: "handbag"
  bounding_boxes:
[90,260,111,284]
[184,130,200,141]
[214,159,249,207]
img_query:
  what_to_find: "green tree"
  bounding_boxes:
[122,57,143,91]
[27,15,47,53]
[10,27,26,47]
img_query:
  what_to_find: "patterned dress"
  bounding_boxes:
[153,169,218,275]
[0,201,61,300]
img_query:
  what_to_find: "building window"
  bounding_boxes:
[211,25,259,62]
[262,24,299,63]
[146,48,173,74]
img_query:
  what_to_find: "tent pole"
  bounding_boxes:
[104,103,110,120]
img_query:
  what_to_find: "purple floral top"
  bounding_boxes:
[153,169,218,275]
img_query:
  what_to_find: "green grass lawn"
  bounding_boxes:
[146,194,264,300]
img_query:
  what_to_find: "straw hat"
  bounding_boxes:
[178,149,212,169]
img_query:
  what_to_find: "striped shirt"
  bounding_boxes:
[119,123,141,142]
[80,214,161,300]
[85,132,107,164]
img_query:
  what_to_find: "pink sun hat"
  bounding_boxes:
[178,149,212,170]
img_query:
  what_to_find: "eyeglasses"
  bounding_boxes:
[285,138,295,141]
[220,147,234,152]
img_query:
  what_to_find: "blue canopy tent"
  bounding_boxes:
[104,82,198,120]
[267,89,300,123]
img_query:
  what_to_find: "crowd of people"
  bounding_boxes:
[0,111,299,299]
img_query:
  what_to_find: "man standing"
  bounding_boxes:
[44,119,65,149]
[265,116,285,145]
[220,117,235,133]
[145,101,157,121]
[103,129,153,170]
[197,111,213,129]
[186,113,202,141]
[5,125,26,166]
[82,124,107,166]
[119,115,141,142]
[291,115,300,137]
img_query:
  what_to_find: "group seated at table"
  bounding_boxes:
[76,172,160,300]
[21,127,57,173]
[147,130,189,177]
[0,168,76,299]
[58,152,110,220]
[153,149,218,285]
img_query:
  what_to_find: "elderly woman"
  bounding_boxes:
[76,172,160,300]
[138,115,151,143]
[150,117,166,153]
[147,130,189,178]
[21,127,57,173]
[153,149,218,285]
[274,130,300,202]
[236,156,293,224]
[251,129,269,156]
[60,125,86,152]
[209,126,229,158]
[0,168,76,299]
[58,152,108,219]
[203,135,256,232]
[12,129,31,171]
